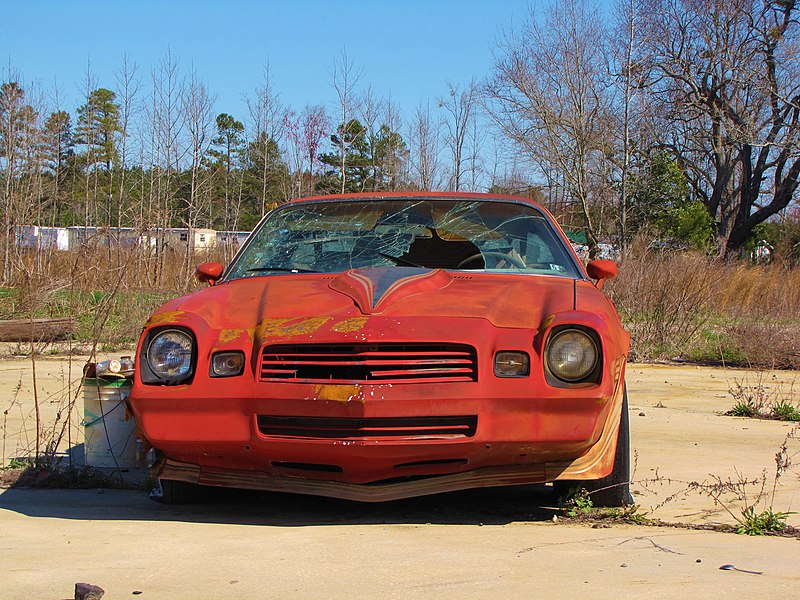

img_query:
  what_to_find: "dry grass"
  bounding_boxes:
[608,251,721,361]
[608,248,800,367]
[0,245,232,351]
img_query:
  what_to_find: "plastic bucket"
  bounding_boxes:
[83,377,137,468]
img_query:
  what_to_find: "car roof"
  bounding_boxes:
[285,191,547,211]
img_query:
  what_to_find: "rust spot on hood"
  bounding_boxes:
[332,317,369,333]
[217,328,254,344]
[258,316,333,339]
[314,384,361,402]
[146,310,185,327]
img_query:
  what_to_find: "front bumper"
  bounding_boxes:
[138,375,626,501]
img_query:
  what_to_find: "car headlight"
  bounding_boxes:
[146,329,194,382]
[546,329,598,383]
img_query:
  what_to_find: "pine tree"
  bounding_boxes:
[75,88,122,172]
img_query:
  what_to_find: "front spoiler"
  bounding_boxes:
[154,458,548,502]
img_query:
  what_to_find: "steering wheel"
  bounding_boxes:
[456,251,528,270]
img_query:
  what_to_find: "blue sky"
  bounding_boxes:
[3,0,528,120]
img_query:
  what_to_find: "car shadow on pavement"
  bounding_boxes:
[0,483,560,526]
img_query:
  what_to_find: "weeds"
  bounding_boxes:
[560,486,594,517]
[771,400,800,422]
[2,245,799,366]
[728,400,759,418]
[0,245,158,469]
[737,507,791,535]
[726,372,800,421]
[1,246,206,352]
[609,250,721,362]
[557,485,648,525]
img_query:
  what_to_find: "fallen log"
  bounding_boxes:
[0,317,74,342]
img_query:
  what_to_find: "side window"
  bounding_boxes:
[525,233,555,263]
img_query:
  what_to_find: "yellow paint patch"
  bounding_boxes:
[597,394,611,406]
[258,317,332,338]
[332,317,369,333]
[217,328,254,344]
[146,310,184,326]
[538,314,556,335]
[314,384,361,402]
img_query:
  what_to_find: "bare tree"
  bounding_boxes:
[358,86,384,191]
[114,55,139,239]
[380,95,408,189]
[639,0,800,256]
[0,78,24,282]
[181,67,215,279]
[610,0,647,248]
[485,0,614,256]
[329,49,363,194]
[300,105,328,195]
[439,79,478,191]
[42,102,71,229]
[77,62,99,230]
[408,102,443,190]
[283,105,328,199]
[465,108,486,191]
[247,63,285,211]
[145,50,186,284]
[1,77,48,281]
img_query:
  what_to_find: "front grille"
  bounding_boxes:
[259,343,478,383]
[257,415,478,439]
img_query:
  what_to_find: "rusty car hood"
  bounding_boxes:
[146,267,577,333]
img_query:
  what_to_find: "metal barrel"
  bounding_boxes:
[82,377,137,468]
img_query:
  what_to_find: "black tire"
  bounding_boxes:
[554,388,632,507]
[149,478,203,504]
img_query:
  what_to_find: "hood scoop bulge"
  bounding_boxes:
[329,267,454,314]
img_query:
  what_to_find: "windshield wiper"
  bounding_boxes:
[247,266,318,273]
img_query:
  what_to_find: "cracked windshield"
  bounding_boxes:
[225,198,580,280]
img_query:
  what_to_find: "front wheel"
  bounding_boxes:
[555,388,632,507]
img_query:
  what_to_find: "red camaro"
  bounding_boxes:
[129,192,631,505]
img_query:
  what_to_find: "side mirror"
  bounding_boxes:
[586,259,617,290]
[195,262,223,286]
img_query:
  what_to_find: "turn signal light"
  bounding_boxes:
[211,351,245,377]
[494,351,530,377]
